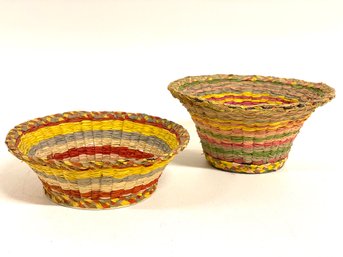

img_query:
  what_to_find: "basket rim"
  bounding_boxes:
[168,74,335,110]
[5,111,190,170]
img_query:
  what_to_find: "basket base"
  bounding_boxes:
[43,183,157,209]
[205,154,287,174]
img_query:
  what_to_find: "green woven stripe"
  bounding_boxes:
[194,88,297,98]
[192,86,320,99]
[201,141,292,158]
[179,78,323,95]
[196,126,298,143]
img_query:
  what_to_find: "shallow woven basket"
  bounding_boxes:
[5,111,189,209]
[168,74,335,174]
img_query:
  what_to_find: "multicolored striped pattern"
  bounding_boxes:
[168,74,335,174]
[6,111,189,208]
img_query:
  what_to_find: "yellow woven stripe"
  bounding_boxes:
[192,115,303,132]
[120,200,131,206]
[29,159,170,180]
[192,113,295,127]
[200,92,298,103]
[38,170,162,192]
[206,154,286,173]
[203,98,293,105]
[18,120,178,154]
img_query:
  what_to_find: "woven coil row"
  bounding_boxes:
[5,111,189,208]
[4,74,335,208]
[168,74,335,173]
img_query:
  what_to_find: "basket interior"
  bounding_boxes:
[12,114,183,165]
[174,76,331,107]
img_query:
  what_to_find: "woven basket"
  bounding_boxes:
[5,111,189,209]
[168,74,335,174]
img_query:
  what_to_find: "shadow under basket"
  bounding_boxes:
[5,111,189,209]
[168,74,335,174]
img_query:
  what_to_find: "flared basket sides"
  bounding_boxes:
[168,74,335,174]
[183,104,309,174]
[5,111,190,209]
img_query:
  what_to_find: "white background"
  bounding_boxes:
[0,1,342,257]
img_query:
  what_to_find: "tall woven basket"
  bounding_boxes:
[5,111,189,209]
[168,74,335,174]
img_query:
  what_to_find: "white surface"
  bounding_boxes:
[0,1,343,257]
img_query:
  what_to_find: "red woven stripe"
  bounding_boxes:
[43,177,160,200]
[47,146,154,160]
